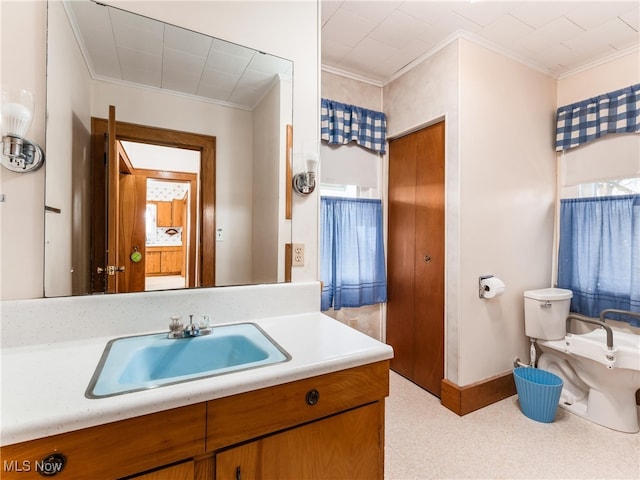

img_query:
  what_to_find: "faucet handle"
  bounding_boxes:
[169,315,183,332]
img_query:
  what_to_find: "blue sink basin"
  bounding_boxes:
[86,323,290,398]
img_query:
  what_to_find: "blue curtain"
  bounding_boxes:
[555,83,640,151]
[320,98,387,154]
[321,197,387,311]
[557,194,640,326]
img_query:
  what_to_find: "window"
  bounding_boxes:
[575,177,640,198]
[557,194,640,326]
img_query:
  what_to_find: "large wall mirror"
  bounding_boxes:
[44,0,293,297]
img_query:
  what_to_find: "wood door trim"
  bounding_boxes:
[106,106,118,293]
[91,118,216,288]
[136,169,198,288]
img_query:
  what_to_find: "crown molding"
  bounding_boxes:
[557,45,640,80]
[322,30,640,87]
[320,65,385,88]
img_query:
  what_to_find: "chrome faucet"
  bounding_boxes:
[168,315,212,339]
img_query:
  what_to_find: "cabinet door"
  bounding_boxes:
[146,251,161,274]
[215,403,382,480]
[125,461,194,480]
[172,198,185,226]
[161,249,183,274]
[157,201,173,227]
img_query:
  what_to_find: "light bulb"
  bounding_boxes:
[1,88,35,138]
[306,152,319,174]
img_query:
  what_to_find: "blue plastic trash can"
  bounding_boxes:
[513,367,563,423]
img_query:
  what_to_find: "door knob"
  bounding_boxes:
[424,254,431,263]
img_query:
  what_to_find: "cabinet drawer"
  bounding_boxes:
[206,360,389,451]
[1,404,206,480]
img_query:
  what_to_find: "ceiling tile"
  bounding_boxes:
[452,2,513,28]
[415,10,484,41]
[162,69,201,95]
[163,48,206,75]
[564,2,639,30]
[479,14,536,46]
[164,24,212,57]
[120,66,161,89]
[109,7,163,55]
[518,16,586,52]
[321,0,343,25]
[564,18,639,52]
[619,6,640,31]
[321,37,353,66]
[508,2,580,29]
[206,49,252,76]
[368,10,431,49]
[321,7,378,48]
[399,1,468,25]
[246,52,292,77]
[340,1,402,24]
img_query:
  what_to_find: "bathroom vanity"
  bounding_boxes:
[2,361,387,479]
[0,283,393,479]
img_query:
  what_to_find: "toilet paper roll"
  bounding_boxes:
[481,277,505,298]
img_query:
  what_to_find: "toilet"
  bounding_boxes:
[524,288,640,433]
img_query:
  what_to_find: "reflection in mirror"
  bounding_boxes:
[44,0,293,297]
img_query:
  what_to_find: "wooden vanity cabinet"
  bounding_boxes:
[215,403,382,480]
[146,246,183,275]
[0,361,388,480]
[208,361,388,480]
[0,404,205,480]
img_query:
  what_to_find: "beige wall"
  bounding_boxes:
[0,0,319,300]
[557,51,640,105]
[381,38,557,386]
[457,39,557,385]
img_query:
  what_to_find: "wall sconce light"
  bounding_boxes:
[292,151,319,195]
[1,87,45,173]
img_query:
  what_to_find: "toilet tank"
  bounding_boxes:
[523,288,573,340]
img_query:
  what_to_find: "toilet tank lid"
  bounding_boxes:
[524,288,573,300]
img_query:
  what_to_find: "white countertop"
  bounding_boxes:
[1,313,393,446]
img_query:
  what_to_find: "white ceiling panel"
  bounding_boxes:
[63,1,292,109]
[164,24,212,57]
[564,18,638,53]
[368,10,430,49]
[322,8,378,47]
[452,2,513,28]
[564,2,637,30]
[340,1,403,24]
[323,1,640,84]
[479,14,536,46]
[620,7,640,31]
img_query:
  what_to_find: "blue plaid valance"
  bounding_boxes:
[321,98,387,154]
[555,83,640,152]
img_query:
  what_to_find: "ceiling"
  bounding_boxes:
[321,0,640,85]
[65,1,292,110]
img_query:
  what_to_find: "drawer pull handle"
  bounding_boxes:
[37,453,66,477]
[305,389,320,406]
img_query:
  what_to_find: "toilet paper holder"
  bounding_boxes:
[478,275,505,299]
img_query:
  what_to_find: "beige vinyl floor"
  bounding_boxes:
[385,371,640,480]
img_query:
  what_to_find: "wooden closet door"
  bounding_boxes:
[387,121,445,397]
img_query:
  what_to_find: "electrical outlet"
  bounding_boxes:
[292,243,304,266]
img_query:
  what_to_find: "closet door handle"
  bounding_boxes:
[424,254,431,264]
